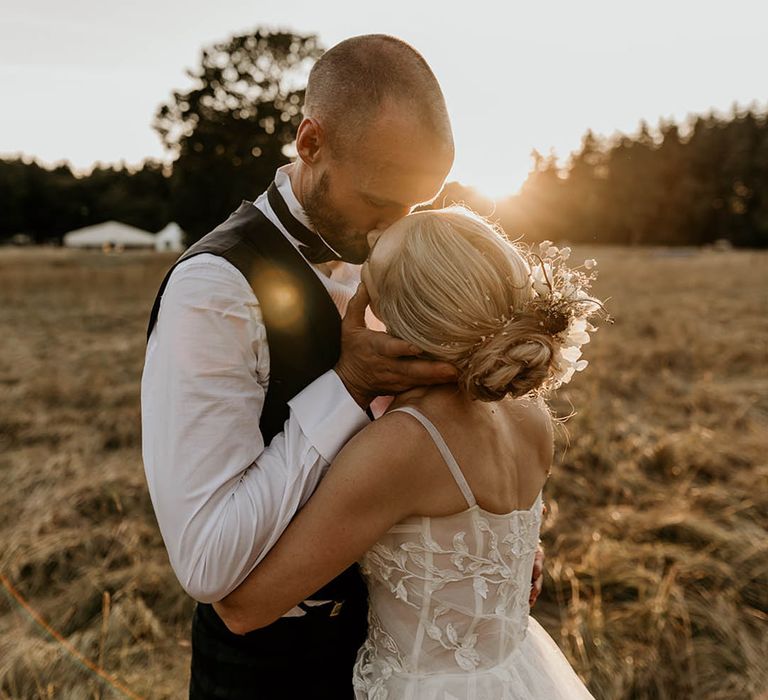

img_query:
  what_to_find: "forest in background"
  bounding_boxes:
[1,28,766,248]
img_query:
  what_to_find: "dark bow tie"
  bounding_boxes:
[267,182,340,265]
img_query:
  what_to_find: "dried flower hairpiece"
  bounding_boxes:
[526,241,607,387]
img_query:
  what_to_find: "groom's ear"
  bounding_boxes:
[295,118,326,165]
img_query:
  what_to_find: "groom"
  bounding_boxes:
[142,35,541,699]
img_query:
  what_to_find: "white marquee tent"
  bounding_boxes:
[63,221,156,249]
[154,222,184,251]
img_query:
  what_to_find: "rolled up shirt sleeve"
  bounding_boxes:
[141,255,369,603]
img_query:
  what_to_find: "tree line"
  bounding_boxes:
[453,110,768,248]
[1,29,765,248]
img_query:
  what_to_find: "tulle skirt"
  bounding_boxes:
[353,617,595,700]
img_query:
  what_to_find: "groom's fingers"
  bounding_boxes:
[529,546,545,608]
[377,333,423,358]
[344,287,422,357]
[336,289,459,406]
[359,329,459,383]
[344,283,370,328]
[389,357,458,384]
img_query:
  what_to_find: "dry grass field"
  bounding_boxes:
[0,246,766,699]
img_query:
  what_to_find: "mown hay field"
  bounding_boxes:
[0,246,766,699]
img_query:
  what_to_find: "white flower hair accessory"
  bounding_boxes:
[526,241,607,388]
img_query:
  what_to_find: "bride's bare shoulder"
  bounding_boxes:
[503,396,554,468]
[339,404,436,468]
[513,395,553,433]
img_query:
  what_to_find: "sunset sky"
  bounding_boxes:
[1,0,766,198]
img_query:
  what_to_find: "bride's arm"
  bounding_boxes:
[213,412,426,634]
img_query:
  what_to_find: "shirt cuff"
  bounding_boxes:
[288,369,370,464]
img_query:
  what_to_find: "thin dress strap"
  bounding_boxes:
[389,407,477,508]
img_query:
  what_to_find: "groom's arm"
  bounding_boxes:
[214,411,428,633]
[141,255,369,603]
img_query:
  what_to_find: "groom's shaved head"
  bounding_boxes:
[295,35,454,263]
[303,34,453,155]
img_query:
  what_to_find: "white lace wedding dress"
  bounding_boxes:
[352,407,595,699]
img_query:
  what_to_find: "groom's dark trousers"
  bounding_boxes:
[147,194,369,699]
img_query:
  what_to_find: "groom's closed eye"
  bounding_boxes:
[363,196,388,208]
[361,193,407,210]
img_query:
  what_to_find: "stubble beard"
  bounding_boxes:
[303,171,370,265]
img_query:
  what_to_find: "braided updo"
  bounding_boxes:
[374,207,563,401]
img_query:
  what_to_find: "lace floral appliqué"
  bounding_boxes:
[354,502,542,695]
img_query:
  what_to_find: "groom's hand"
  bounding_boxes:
[336,283,458,408]
[529,544,544,608]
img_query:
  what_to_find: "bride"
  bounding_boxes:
[214,207,600,698]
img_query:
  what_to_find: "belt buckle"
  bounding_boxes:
[330,601,344,617]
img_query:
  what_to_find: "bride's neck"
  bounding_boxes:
[392,383,467,407]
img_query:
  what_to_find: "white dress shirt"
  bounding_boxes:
[141,165,379,605]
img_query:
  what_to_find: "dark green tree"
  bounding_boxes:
[0,158,171,243]
[154,29,324,242]
[495,106,768,248]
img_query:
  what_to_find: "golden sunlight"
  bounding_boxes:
[472,168,531,200]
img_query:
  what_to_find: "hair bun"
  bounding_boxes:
[462,327,554,401]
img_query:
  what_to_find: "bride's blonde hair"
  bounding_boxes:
[375,207,558,401]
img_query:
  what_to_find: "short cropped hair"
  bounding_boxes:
[303,34,453,154]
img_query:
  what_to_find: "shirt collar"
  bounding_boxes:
[274,163,343,260]
[274,164,315,232]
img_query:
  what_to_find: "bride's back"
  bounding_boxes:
[354,394,549,692]
[386,386,552,520]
